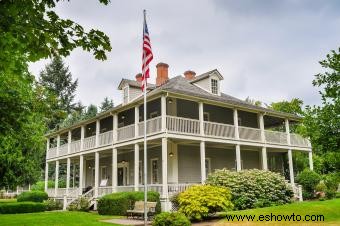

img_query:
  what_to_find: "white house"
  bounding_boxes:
[44,62,313,210]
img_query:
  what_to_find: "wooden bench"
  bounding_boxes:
[126,201,157,220]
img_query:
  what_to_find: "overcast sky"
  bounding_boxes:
[29,0,340,108]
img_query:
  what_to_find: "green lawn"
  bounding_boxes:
[219,198,340,225]
[0,211,122,226]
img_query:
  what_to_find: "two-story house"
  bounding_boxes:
[44,62,313,210]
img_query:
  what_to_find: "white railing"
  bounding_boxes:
[47,147,57,159]
[265,130,288,145]
[138,184,163,193]
[290,134,311,147]
[204,121,235,139]
[166,116,200,135]
[70,140,81,153]
[98,186,113,197]
[138,116,162,136]
[168,183,197,195]
[58,143,68,156]
[99,130,113,146]
[116,185,135,192]
[117,124,135,141]
[239,126,262,142]
[83,135,96,150]
[56,188,67,197]
[46,188,55,197]
[67,188,80,198]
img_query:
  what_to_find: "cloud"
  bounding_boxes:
[29,0,340,107]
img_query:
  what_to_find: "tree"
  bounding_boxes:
[39,56,79,129]
[100,97,114,112]
[84,104,98,119]
[270,98,304,116]
[245,96,262,107]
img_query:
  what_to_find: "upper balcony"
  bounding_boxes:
[46,96,311,159]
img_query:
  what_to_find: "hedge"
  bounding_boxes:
[98,191,161,215]
[0,202,45,214]
[17,191,48,203]
[153,212,191,226]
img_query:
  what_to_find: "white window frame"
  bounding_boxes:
[210,78,219,95]
[203,112,210,121]
[123,86,129,104]
[205,158,211,177]
[117,162,129,186]
[150,158,159,184]
[100,166,108,180]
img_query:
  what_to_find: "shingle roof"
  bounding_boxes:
[190,69,223,83]
[118,79,156,90]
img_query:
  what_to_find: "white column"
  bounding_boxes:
[288,149,295,184]
[113,114,118,143]
[235,144,241,171]
[162,138,168,198]
[261,147,268,170]
[259,113,265,142]
[135,106,139,137]
[161,95,167,132]
[79,155,84,194]
[68,131,72,154]
[46,138,50,152]
[200,141,206,183]
[112,148,117,192]
[56,135,60,157]
[80,125,85,151]
[285,118,291,145]
[95,120,100,147]
[66,158,71,195]
[134,143,139,191]
[309,151,313,171]
[199,102,204,135]
[44,162,49,191]
[94,152,99,197]
[233,109,239,139]
[54,160,59,196]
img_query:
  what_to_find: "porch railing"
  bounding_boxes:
[117,124,135,141]
[46,188,55,197]
[116,185,135,192]
[99,130,113,146]
[166,116,200,135]
[98,186,114,197]
[168,183,197,195]
[58,143,68,156]
[47,147,57,159]
[204,121,235,139]
[265,130,288,145]
[138,116,162,136]
[70,140,81,153]
[138,184,163,193]
[239,126,261,142]
[56,188,67,197]
[290,134,310,147]
[83,135,96,150]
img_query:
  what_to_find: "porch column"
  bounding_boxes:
[66,158,71,195]
[233,109,240,140]
[162,138,168,197]
[134,143,139,191]
[46,138,50,154]
[200,141,206,183]
[135,106,139,137]
[309,151,313,171]
[67,130,72,154]
[54,160,59,196]
[161,95,167,132]
[113,114,118,143]
[235,144,241,171]
[259,113,265,142]
[56,135,60,157]
[95,120,100,147]
[94,152,99,197]
[80,125,85,151]
[288,149,295,184]
[199,102,204,135]
[44,162,49,191]
[261,147,268,170]
[285,118,291,145]
[112,148,117,192]
[79,155,84,194]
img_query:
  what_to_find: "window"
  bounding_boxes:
[151,158,159,184]
[211,79,218,94]
[139,161,143,184]
[123,86,129,104]
[100,166,108,180]
[203,112,210,121]
[205,158,211,176]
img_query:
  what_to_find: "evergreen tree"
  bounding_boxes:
[100,97,114,112]
[84,104,98,119]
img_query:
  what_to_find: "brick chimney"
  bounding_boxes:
[184,70,196,80]
[135,73,143,82]
[156,62,169,86]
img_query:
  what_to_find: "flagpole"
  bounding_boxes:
[143,9,148,226]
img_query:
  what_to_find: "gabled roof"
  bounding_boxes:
[118,79,156,90]
[190,69,224,83]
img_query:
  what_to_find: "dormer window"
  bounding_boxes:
[211,79,218,94]
[123,86,129,104]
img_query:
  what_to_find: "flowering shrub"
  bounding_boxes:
[206,169,293,210]
[296,169,321,199]
[178,185,233,221]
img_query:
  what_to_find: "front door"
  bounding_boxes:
[118,167,124,186]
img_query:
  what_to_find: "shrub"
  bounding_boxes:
[325,189,337,199]
[44,199,62,211]
[323,172,340,191]
[206,169,293,210]
[0,202,45,214]
[98,191,160,215]
[67,197,90,212]
[296,169,321,199]
[17,191,48,203]
[31,180,54,191]
[178,185,233,221]
[153,212,191,226]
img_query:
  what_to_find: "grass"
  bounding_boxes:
[0,211,123,226]
[0,199,17,203]
[218,198,340,225]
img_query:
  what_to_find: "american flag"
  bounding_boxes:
[141,11,153,91]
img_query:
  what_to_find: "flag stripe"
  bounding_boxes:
[142,16,153,90]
